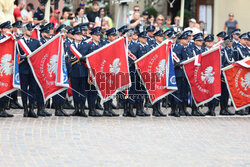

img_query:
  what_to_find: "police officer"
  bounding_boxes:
[220,35,236,116]
[173,32,192,117]
[168,30,183,117]
[51,24,71,116]
[17,23,41,118]
[63,27,75,110]
[87,27,104,117]
[122,29,138,117]
[134,31,151,116]
[203,34,217,116]
[0,21,14,117]
[0,21,12,39]
[236,33,249,61]
[9,21,23,109]
[101,27,120,117]
[12,20,23,39]
[79,23,90,41]
[146,25,156,46]
[34,25,52,117]
[69,26,89,117]
[151,29,166,117]
[234,33,249,115]
[118,25,128,37]
[217,31,227,41]
[186,33,206,116]
[231,29,241,48]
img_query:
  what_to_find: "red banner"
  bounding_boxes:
[86,37,131,101]
[223,58,250,110]
[0,37,16,97]
[135,42,176,104]
[183,47,221,106]
[31,27,40,40]
[28,34,67,103]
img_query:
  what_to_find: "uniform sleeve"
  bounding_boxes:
[33,10,39,20]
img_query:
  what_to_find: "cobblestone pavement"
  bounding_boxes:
[0,107,249,167]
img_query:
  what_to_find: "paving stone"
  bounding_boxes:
[0,107,249,167]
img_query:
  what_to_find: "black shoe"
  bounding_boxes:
[123,103,129,117]
[78,104,87,117]
[116,96,124,109]
[169,105,175,116]
[144,96,152,108]
[191,105,204,116]
[182,104,191,116]
[103,102,112,117]
[220,103,235,115]
[64,100,75,109]
[169,105,179,117]
[179,104,186,116]
[10,100,23,109]
[71,103,80,116]
[152,104,161,117]
[136,103,145,116]
[89,104,102,117]
[55,104,64,116]
[23,104,29,117]
[0,102,13,117]
[157,103,166,116]
[109,101,119,117]
[136,103,150,116]
[162,97,167,108]
[174,105,180,117]
[42,104,52,117]
[235,109,248,115]
[95,97,103,110]
[37,104,46,117]
[28,104,38,118]
[128,103,136,117]
[205,104,216,116]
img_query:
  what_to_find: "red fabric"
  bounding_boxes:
[0,38,16,97]
[135,43,173,104]
[86,37,130,100]
[67,78,73,98]
[31,28,39,40]
[223,59,250,110]
[183,48,221,106]
[49,16,58,28]
[13,8,22,21]
[28,35,66,102]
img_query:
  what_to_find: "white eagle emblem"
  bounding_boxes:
[201,66,215,84]
[156,59,165,80]
[47,55,58,77]
[0,54,13,76]
[241,72,250,91]
[110,58,120,75]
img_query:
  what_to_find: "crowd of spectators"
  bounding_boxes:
[11,0,239,38]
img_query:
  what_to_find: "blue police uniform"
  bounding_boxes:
[220,44,236,115]
[69,39,89,117]
[131,31,151,116]
[185,33,206,116]
[101,29,120,117]
[148,30,167,117]
[169,43,189,116]
[236,41,249,61]
[0,22,15,117]
[17,25,41,117]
